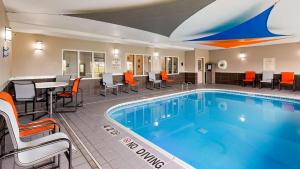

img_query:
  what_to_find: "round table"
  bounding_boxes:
[36,82,69,117]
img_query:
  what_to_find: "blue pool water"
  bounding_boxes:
[108,91,300,169]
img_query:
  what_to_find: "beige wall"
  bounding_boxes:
[184,49,209,73]
[12,32,185,78]
[184,50,195,72]
[209,43,300,74]
[0,0,12,90]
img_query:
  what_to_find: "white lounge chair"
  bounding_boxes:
[148,72,162,89]
[101,73,118,96]
[0,99,73,169]
[259,71,274,89]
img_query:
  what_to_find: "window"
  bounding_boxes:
[63,50,78,78]
[144,56,151,74]
[93,53,105,78]
[161,56,179,74]
[79,51,93,78]
[62,50,105,78]
[126,54,152,75]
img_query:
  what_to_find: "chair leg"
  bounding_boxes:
[279,83,281,90]
[25,102,28,113]
[33,101,35,112]
[293,84,296,91]
[66,144,73,169]
[75,94,78,110]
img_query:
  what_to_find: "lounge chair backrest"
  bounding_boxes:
[124,71,135,84]
[0,92,20,125]
[281,72,294,82]
[13,81,35,101]
[262,71,274,81]
[103,73,114,86]
[56,75,71,84]
[245,71,256,80]
[71,78,81,94]
[161,71,168,81]
[0,99,23,150]
[149,72,156,81]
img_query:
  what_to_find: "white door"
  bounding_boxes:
[197,59,204,84]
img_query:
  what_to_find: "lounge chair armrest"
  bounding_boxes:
[0,137,71,160]
[19,121,59,132]
[19,110,49,116]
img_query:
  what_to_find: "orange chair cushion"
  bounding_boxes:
[20,118,57,137]
[281,72,294,83]
[244,71,256,81]
[161,71,168,81]
[57,91,73,97]
[0,92,58,137]
[124,72,138,86]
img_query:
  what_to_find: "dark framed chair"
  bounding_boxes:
[259,71,274,89]
[242,71,256,87]
[56,78,83,111]
[279,72,296,91]
[13,81,46,113]
[148,72,161,89]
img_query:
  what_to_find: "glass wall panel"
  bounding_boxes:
[79,51,93,78]
[93,52,105,78]
[144,56,151,75]
[63,50,78,78]
[127,55,134,72]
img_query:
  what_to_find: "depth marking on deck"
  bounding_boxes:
[103,124,120,136]
[120,136,167,169]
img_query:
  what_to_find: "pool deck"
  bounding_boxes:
[2,84,300,169]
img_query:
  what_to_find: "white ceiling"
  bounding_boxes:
[3,0,173,14]
[3,0,300,50]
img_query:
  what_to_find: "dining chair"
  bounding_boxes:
[56,78,83,111]
[13,81,46,114]
[53,75,71,94]
[0,98,73,169]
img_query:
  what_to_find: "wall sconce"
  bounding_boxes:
[112,48,119,58]
[153,52,159,57]
[4,27,12,41]
[34,41,44,50]
[239,52,247,61]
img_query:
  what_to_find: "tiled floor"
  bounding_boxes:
[2,84,300,169]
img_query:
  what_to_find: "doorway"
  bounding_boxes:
[197,58,204,84]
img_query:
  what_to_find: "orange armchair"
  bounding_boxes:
[0,92,59,137]
[279,72,295,91]
[124,71,139,92]
[161,71,174,87]
[243,71,256,87]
